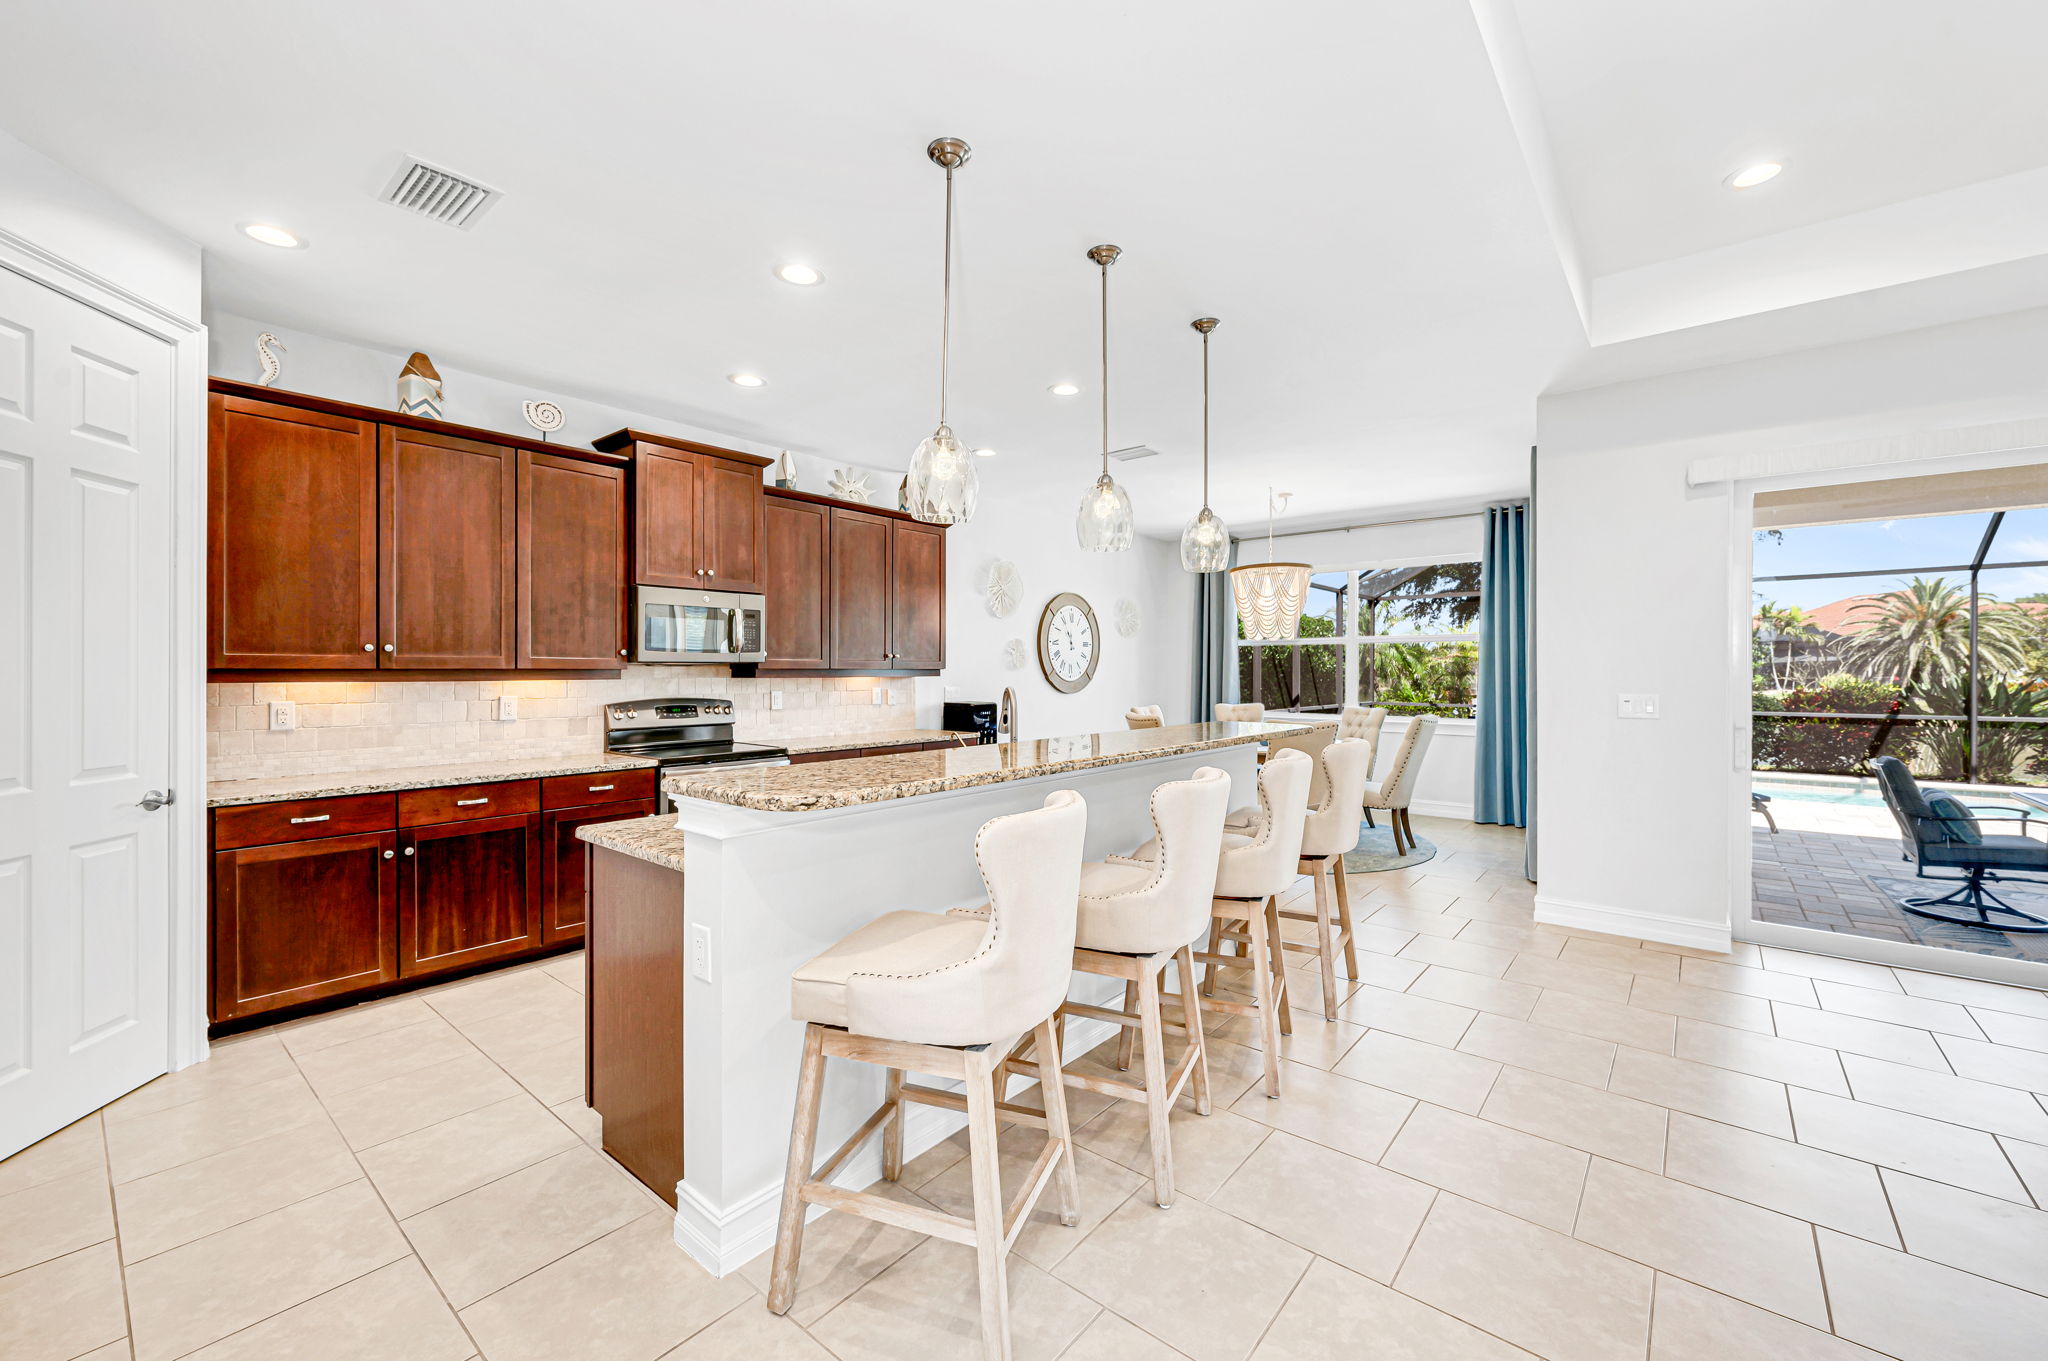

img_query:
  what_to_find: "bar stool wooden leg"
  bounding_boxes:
[1310,859,1339,1019]
[1136,962,1176,1207]
[1199,920,1225,996]
[1034,1017,1080,1226]
[1246,906,1283,1098]
[882,1068,905,1181]
[1265,896,1293,1037]
[1333,858,1359,981]
[963,1049,1013,1361]
[1175,944,1212,1116]
[767,1024,827,1316]
[1115,981,1141,1071]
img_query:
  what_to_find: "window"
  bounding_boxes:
[1236,561,1482,717]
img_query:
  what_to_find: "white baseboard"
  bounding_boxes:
[1533,893,1731,953]
[1408,799,1475,822]
[672,1013,1122,1277]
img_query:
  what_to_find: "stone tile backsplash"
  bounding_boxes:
[206,670,918,781]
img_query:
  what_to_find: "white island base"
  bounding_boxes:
[665,734,1268,1277]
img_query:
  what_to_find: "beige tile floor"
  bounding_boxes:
[6,815,2048,1360]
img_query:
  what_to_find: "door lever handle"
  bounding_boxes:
[137,789,175,812]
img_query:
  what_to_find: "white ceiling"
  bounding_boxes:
[5,1,2048,534]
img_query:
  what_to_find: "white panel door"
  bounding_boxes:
[0,264,175,1157]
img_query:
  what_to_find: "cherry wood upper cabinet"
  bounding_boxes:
[208,394,379,668]
[889,520,946,670]
[762,495,830,668]
[380,427,518,669]
[518,452,628,668]
[594,429,771,591]
[828,508,893,670]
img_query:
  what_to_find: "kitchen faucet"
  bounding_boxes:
[998,687,1018,744]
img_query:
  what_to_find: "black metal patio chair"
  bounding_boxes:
[1871,756,2048,933]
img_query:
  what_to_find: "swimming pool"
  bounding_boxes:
[1752,775,2045,809]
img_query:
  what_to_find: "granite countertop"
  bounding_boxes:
[206,754,660,808]
[771,729,980,756]
[669,720,1325,813]
[575,813,685,873]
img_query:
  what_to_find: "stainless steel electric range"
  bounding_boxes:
[600,698,790,813]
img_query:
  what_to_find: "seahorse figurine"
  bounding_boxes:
[255,332,286,388]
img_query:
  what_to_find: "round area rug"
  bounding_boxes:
[1343,821,1436,873]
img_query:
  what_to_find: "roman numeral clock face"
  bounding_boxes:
[1037,593,1099,693]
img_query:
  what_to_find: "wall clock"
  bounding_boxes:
[1037,592,1100,694]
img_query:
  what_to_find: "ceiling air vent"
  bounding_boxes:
[380,158,501,229]
[1108,444,1163,463]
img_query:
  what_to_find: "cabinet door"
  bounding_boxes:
[634,445,700,587]
[828,508,892,670]
[398,813,540,977]
[380,428,517,668]
[212,832,397,1021]
[889,519,946,670]
[518,452,628,668]
[208,394,379,668]
[540,799,656,945]
[762,495,830,668]
[699,456,766,592]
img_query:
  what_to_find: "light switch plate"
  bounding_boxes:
[267,700,296,732]
[871,688,883,705]
[1617,693,1660,719]
[770,690,783,711]
[497,696,518,722]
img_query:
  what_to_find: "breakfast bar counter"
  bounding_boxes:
[583,720,1318,1276]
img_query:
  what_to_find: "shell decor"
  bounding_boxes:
[1002,638,1028,670]
[521,400,565,440]
[397,352,444,420]
[1116,598,1142,637]
[255,332,286,387]
[774,452,797,489]
[829,468,874,503]
[985,560,1022,618]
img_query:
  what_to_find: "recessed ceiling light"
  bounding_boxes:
[972,447,996,458]
[1725,162,1783,190]
[239,222,305,249]
[727,373,768,388]
[1049,383,1081,397]
[774,263,823,286]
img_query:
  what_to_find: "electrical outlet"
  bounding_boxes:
[497,696,518,722]
[887,687,897,706]
[872,687,884,705]
[689,923,713,983]
[1617,693,1661,720]
[267,700,296,732]
[770,690,783,711]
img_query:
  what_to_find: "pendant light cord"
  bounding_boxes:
[939,166,953,428]
[1200,329,1211,511]
[1099,259,1110,475]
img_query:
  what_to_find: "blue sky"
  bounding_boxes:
[1754,507,2048,611]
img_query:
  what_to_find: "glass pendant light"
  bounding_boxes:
[905,137,978,525]
[1230,489,1311,640]
[1179,316,1231,571]
[1075,243,1135,551]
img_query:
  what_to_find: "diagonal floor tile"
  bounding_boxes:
[460,1211,753,1361]
[1558,938,1681,981]
[1932,1032,2048,1096]
[1626,975,1773,1033]
[124,1180,409,1361]
[1250,1256,1537,1360]
[1648,1273,1887,1361]
[275,996,439,1057]
[1528,991,1677,1053]
[1787,1088,2031,1203]
[656,1303,837,1359]
[1839,1052,2048,1142]
[113,1118,361,1262]
[1895,970,2048,1020]
[2000,1136,2048,1205]
[1053,1195,1308,1361]
[182,1256,472,1361]
[102,1071,327,1183]
[1210,1131,1435,1283]
[1971,1008,2048,1052]
[1672,1018,1847,1095]
[917,1127,1142,1270]
[1757,947,1901,992]
[358,1093,581,1218]
[812,1234,1099,1361]
[0,1165,113,1276]
[103,1037,299,1124]
[1811,979,1986,1038]
[1333,1029,1501,1114]
[323,1049,524,1150]
[1456,1012,1615,1087]
[1607,1046,1792,1138]
[1502,954,1635,1004]
[1881,1168,2048,1296]
[1770,1003,1950,1072]
[0,1241,127,1361]
[1380,1103,1588,1231]
[1676,957,1818,1006]
[1480,1065,1666,1171]
[1332,985,1475,1046]
[1407,964,1540,1019]
[1225,1061,1414,1162]
[1820,1227,2048,1361]
[1396,933,1514,979]
[1662,1112,1895,1245]
[1574,1158,1827,1328]
[0,1114,103,1198]
[291,1017,480,1099]
[1394,1193,1651,1361]
[736,1180,949,1327]
[1075,1090,1268,1203]
[1059,1309,1191,1360]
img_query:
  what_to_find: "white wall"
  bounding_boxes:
[205,311,1199,742]
[0,129,200,322]
[1533,304,2048,949]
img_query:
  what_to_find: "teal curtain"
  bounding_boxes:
[1191,540,1238,718]
[1475,503,1529,826]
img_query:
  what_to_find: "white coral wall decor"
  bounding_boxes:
[1002,638,1027,670]
[1116,598,1141,637]
[986,560,1021,617]
[829,468,874,502]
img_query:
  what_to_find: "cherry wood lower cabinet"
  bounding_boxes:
[209,775,657,1027]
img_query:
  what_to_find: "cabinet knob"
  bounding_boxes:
[383,644,395,653]
[363,643,375,652]
[619,649,628,657]
[402,846,415,856]
[383,850,395,860]
[706,569,715,578]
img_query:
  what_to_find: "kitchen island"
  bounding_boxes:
[579,719,1321,1276]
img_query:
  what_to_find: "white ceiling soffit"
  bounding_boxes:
[1487,0,2048,348]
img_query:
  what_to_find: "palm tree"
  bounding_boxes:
[1754,601,1821,688]
[1842,576,2032,690]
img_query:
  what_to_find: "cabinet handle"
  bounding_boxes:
[383,644,395,653]
[588,784,615,792]
[455,797,490,807]
[289,814,330,825]
[383,850,395,860]
[403,846,415,856]
[363,643,375,652]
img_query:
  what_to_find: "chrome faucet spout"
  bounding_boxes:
[998,687,1018,744]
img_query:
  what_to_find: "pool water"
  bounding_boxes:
[1753,776,2042,810]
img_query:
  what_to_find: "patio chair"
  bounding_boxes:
[1751,792,1778,833]
[1870,756,2048,933]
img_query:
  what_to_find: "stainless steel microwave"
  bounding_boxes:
[633,586,766,664]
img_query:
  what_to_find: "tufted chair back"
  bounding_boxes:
[1125,705,1165,729]
[1300,738,1377,858]
[1214,747,1311,898]
[1076,767,1232,953]
[1213,702,1265,723]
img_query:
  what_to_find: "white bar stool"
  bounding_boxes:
[767,790,1089,1361]
[1001,766,1232,1208]
[1281,738,1376,1017]
[1191,747,1312,1097]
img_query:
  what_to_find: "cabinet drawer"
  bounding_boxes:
[213,794,396,851]
[398,780,540,827]
[541,768,657,809]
